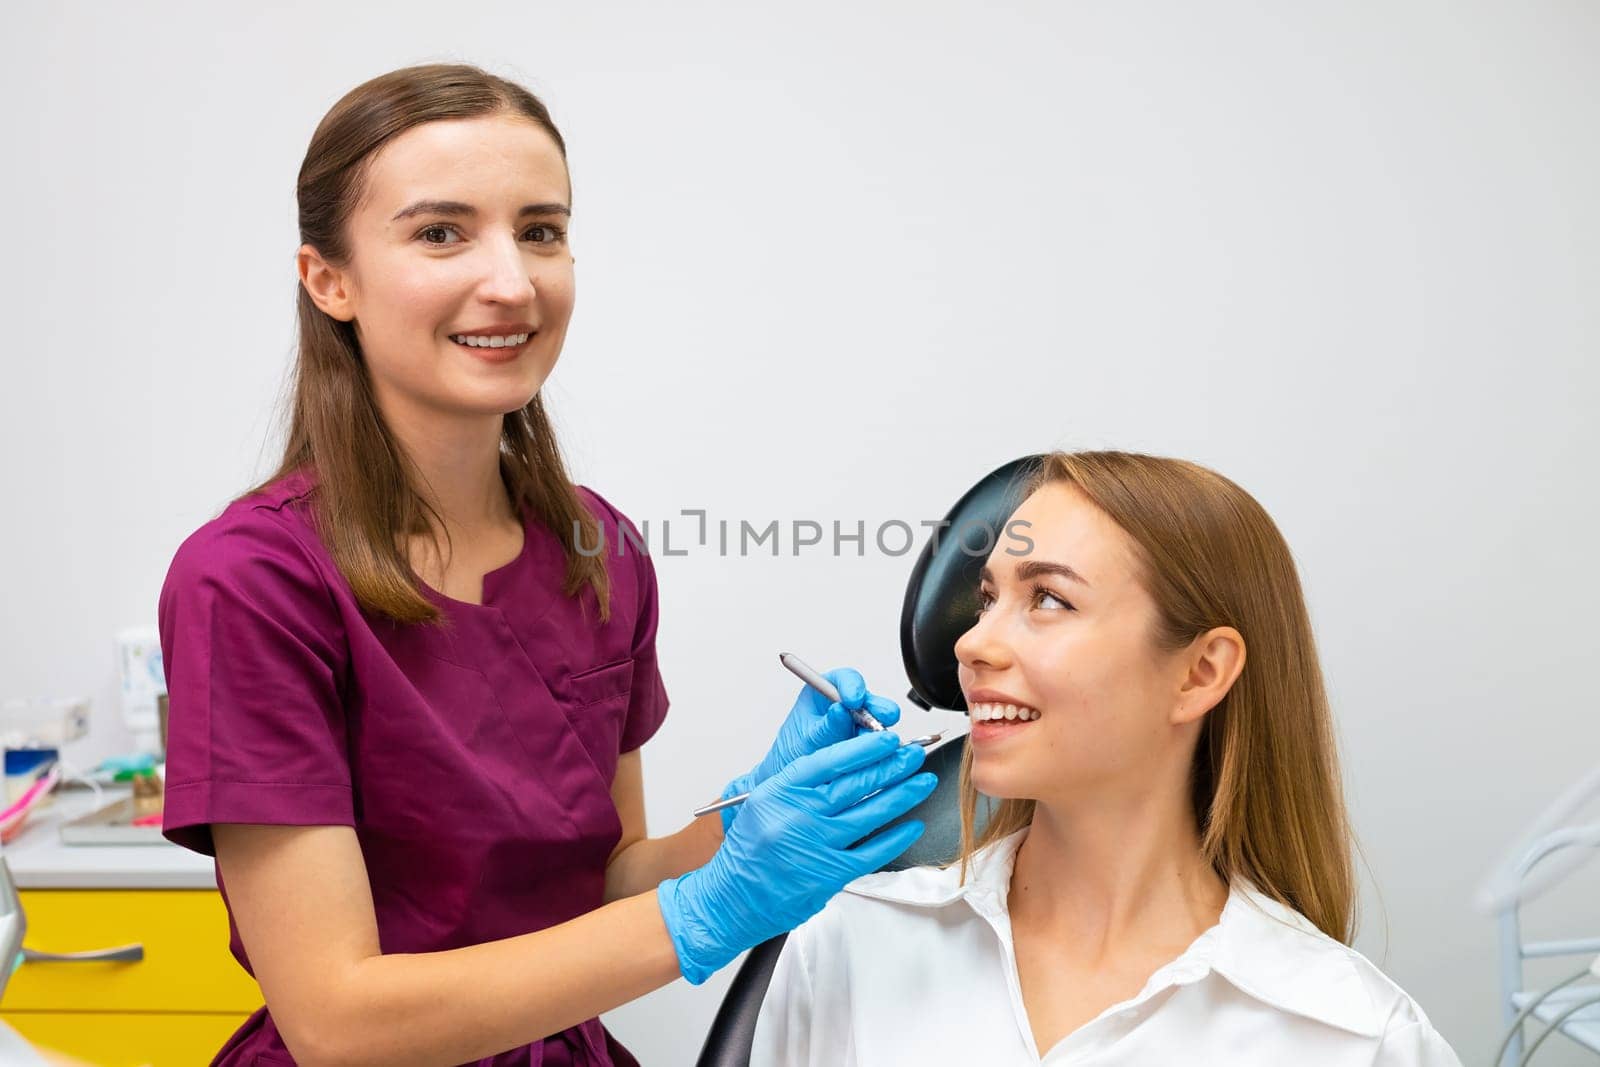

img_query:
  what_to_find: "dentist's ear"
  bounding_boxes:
[297,244,357,322]
[1172,627,1246,726]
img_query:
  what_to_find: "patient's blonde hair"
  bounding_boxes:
[956,451,1357,944]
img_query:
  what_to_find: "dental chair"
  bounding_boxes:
[695,455,1043,1067]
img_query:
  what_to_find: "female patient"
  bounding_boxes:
[751,451,1461,1065]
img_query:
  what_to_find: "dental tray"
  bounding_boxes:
[59,797,165,846]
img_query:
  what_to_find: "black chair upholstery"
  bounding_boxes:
[694,933,789,1067]
[901,455,1045,713]
[694,456,1043,1067]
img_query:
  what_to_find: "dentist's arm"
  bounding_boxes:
[602,751,723,903]
[215,732,932,1066]
[215,821,681,1067]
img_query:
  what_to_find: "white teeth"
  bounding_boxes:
[970,702,1040,722]
[451,332,530,348]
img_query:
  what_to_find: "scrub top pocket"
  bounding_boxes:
[158,473,668,1067]
[565,658,634,777]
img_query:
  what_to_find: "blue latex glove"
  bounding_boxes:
[659,731,937,984]
[720,667,903,831]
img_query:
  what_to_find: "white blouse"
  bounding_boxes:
[751,831,1462,1066]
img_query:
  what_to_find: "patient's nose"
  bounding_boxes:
[955,611,1012,673]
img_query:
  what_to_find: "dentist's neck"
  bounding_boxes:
[381,395,517,533]
[1009,757,1227,961]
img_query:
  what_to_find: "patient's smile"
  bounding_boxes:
[968,698,1042,746]
[969,702,1041,722]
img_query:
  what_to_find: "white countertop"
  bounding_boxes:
[1,786,216,890]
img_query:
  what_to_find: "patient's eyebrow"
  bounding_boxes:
[390,199,572,221]
[980,561,1092,587]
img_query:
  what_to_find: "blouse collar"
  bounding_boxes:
[843,828,1384,1038]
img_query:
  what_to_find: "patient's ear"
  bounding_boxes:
[297,244,357,322]
[1171,627,1245,726]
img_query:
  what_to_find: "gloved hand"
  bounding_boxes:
[719,667,902,831]
[659,731,937,984]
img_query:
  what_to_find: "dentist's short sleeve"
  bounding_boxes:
[158,511,353,856]
[577,487,670,754]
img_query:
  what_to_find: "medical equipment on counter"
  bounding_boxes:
[0,765,61,845]
[3,749,58,806]
[0,699,88,751]
[116,626,166,755]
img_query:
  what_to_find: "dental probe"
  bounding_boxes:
[693,732,946,819]
[778,652,887,733]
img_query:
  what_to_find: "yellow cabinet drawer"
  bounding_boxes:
[2,1010,250,1066]
[6,890,261,1013]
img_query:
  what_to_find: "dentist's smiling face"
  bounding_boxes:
[955,482,1194,805]
[304,113,576,421]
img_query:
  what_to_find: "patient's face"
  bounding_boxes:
[955,482,1188,805]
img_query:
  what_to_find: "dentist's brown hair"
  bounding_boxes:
[956,451,1358,943]
[248,63,609,624]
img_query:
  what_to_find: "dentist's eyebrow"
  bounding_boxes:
[390,199,572,221]
[980,561,1092,587]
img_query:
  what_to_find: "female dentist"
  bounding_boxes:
[157,63,936,1066]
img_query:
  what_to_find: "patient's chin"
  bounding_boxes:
[969,761,1033,800]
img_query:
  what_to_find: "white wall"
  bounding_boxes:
[4,1,1597,1062]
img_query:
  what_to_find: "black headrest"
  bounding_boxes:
[696,456,1046,1067]
[900,455,1046,713]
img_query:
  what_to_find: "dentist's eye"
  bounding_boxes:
[521,223,568,245]
[417,223,463,246]
[975,588,995,616]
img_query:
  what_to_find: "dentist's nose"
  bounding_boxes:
[476,234,536,305]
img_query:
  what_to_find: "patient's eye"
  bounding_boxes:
[975,587,995,615]
[1032,584,1074,612]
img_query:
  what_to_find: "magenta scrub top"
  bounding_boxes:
[158,469,669,1067]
